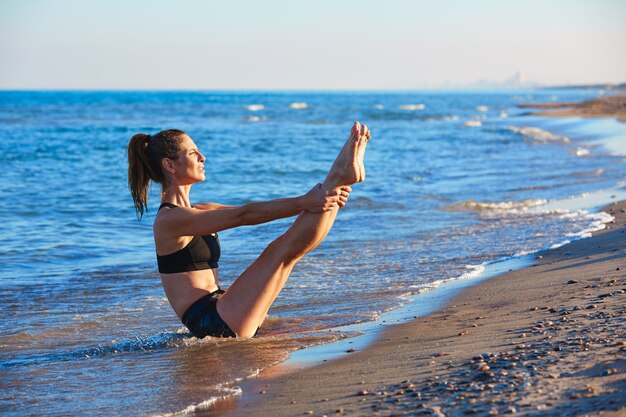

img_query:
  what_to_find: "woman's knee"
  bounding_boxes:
[265,233,307,264]
[231,323,258,339]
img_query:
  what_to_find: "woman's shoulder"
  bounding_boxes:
[153,204,186,232]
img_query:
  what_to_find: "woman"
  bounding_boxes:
[127,122,370,338]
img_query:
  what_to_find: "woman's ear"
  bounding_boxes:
[161,158,176,175]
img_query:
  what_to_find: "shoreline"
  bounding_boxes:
[222,199,626,417]
[211,100,626,417]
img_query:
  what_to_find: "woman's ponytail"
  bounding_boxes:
[127,133,153,220]
[127,129,186,220]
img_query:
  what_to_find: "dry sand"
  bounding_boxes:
[216,200,626,417]
[518,94,626,123]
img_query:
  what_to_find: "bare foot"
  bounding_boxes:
[322,122,370,189]
[355,122,371,182]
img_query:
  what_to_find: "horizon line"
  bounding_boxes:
[1,84,622,94]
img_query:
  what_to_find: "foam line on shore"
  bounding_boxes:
[279,254,534,370]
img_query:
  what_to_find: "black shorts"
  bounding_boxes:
[181,289,237,338]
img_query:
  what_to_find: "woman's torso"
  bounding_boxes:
[160,269,219,319]
[154,204,221,318]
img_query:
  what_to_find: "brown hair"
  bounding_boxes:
[127,129,186,220]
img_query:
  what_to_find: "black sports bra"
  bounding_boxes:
[156,203,221,274]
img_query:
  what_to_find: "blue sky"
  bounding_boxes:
[1,0,624,89]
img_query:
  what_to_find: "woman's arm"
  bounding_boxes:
[192,202,237,211]
[156,185,350,238]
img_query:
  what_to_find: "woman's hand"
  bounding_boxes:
[302,184,352,213]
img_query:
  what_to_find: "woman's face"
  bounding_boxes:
[170,134,206,185]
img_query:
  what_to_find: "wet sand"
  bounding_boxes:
[221,200,626,417]
[518,94,626,123]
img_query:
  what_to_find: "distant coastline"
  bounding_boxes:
[518,93,626,123]
[541,82,626,91]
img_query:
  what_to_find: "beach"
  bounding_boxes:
[2,90,624,416]
[221,101,626,417]
[227,201,626,417]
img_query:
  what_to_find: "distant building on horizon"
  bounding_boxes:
[454,70,533,90]
[505,70,525,87]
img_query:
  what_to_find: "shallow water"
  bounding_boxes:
[1,90,624,416]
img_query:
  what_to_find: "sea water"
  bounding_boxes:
[1,90,624,416]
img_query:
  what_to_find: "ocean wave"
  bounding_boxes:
[446,198,548,214]
[78,330,196,355]
[151,385,243,417]
[562,210,613,239]
[513,210,614,255]
[399,104,425,111]
[409,203,615,303]
[1,330,191,368]
[244,115,267,123]
[245,104,264,111]
[289,102,308,109]
[405,262,492,299]
[506,126,571,144]
[464,120,482,127]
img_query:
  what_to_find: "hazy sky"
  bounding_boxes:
[1,0,625,90]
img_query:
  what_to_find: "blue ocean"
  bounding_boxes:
[1,90,625,416]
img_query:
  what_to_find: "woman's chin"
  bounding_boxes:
[186,176,205,185]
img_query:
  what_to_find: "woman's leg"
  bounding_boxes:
[217,123,370,337]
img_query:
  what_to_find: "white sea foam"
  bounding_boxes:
[245,104,264,111]
[457,263,487,280]
[564,211,613,238]
[374,104,384,110]
[513,206,614,255]
[400,104,425,111]
[151,385,243,417]
[572,147,590,156]
[506,126,571,144]
[452,198,548,214]
[408,263,488,294]
[289,102,308,109]
[499,111,509,118]
[464,120,482,127]
[476,105,489,112]
[549,240,571,250]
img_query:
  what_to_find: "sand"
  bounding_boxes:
[518,94,626,123]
